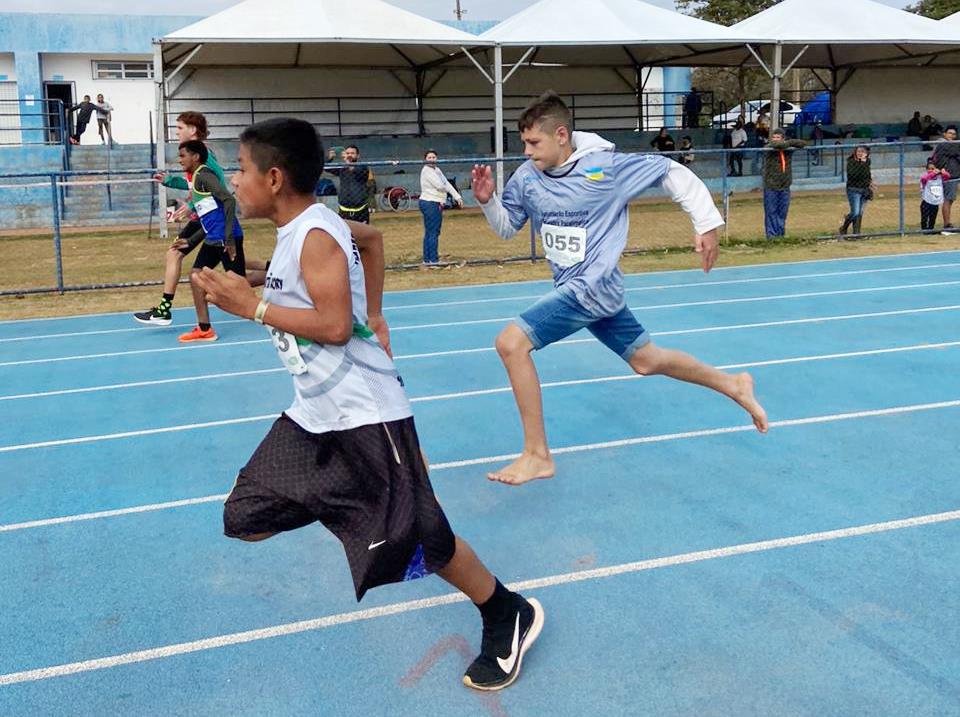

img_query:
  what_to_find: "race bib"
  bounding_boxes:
[269,327,308,375]
[194,196,217,217]
[540,223,587,268]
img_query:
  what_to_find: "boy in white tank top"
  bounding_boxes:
[194,118,543,692]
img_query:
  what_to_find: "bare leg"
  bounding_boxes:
[189,269,211,326]
[488,324,555,486]
[943,199,953,227]
[164,246,186,296]
[629,342,768,432]
[436,535,496,604]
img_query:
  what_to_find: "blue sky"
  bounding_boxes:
[0,0,915,21]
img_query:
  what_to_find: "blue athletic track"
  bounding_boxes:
[1,249,959,716]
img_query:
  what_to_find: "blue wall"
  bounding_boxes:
[0,12,201,141]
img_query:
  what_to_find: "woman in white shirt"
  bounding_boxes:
[418,150,463,265]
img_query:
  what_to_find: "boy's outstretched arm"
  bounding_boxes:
[471,164,526,239]
[660,163,724,272]
[345,219,391,356]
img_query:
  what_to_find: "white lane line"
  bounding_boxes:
[2,507,957,685]
[3,397,960,535]
[0,415,277,454]
[0,495,230,533]
[0,319,248,344]
[384,261,960,311]
[4,262,956,344]
[377,248,960,300]
[390,280,960,331]
[5,304,959,401]
[429,399,960,470]
[6,281,959,369]
[2,343,958,453]
[0,368,285,402]
[2,249,958,329]
[410,342,960,404]
[0,338,271,368]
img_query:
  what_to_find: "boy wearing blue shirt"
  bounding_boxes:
[177,139,246,342]
[472,92,768,486]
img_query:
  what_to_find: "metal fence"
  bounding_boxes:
[0,98,70,147]
[164,91,716,140]
[0,140,949,297]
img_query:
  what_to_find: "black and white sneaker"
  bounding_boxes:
[463,595,544,691]
[133,306,172,326]
[941,224,956,236]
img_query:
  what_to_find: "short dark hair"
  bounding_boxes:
[518,91,572,134]
[345,144,360,154]
[176,111,209,141]
[239,118,324,194]
[179,140,208,164]
[424,149,437,159]
[946,125,958,134]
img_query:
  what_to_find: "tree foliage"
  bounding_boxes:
[905,0,960,19]
[674,0,781,26]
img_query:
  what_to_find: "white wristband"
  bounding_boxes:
[254,299,270,325]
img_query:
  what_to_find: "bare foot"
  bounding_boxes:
[487,452,555,486]
[732,372,769,433]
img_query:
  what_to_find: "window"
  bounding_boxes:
[92,60,154,80]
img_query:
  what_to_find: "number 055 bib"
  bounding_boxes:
[540,223,586,268]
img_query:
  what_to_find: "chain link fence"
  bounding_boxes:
[0,140,951,297]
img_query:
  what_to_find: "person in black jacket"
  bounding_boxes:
[68,95,102,145]
[839,145,875,236]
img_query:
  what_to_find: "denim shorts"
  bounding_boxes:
[515,286,649,361]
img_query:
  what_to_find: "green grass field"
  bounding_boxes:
[2,184,957,321]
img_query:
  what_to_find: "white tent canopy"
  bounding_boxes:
[480,0,762,66]
[154,0,494,236]
[159,0,491,67]
[727,0,960,131]
[730,0,957,67]
[942,11,960,27]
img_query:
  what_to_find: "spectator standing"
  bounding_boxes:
[839,145,875,236]
[920,159,949,233]
[325,144,373,223]
[683,88,703,129]
[650,127,676,153]
[68,95,101,144]
[418,149,463,266]
[95,93,114,146]
[932,125,960,233]
[729,119,747,176]
[906,111,922,138]
[762,128,805,238]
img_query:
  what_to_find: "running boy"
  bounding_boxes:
[471,91,768,486]
[193,118,544,691]
[136,112,233,326]
[175,140,245,342]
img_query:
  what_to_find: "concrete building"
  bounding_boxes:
[0,13,201,145]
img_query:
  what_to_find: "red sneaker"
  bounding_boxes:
[178,326,218,343]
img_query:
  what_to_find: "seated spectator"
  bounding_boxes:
[920,115,943,142]
[649,127,675,153]
[907,111,922,138]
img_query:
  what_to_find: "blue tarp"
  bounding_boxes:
[794,91,832,125]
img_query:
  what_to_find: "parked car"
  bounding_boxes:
[712,99,801,128]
